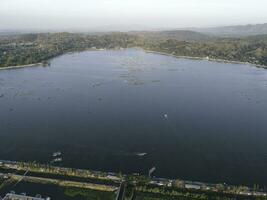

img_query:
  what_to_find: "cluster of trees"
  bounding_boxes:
[64,187,116,200]
[0,31,267,68]
[0,32,138,67]
[141,36,267,66]
[135,185,267,200]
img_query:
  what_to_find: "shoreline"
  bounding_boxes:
[0,48,266,70]
[143,49,267,69]
[0,62,43,70]
[1,159,267,196]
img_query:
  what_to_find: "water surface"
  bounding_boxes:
[1,49,267,186]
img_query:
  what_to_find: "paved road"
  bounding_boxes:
[14,169,29,186]
[116,181,126,200]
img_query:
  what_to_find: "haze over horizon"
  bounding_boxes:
[1,0,267,31]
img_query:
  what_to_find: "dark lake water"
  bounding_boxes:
[1,49,267,186]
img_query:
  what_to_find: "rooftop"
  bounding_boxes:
[2,193,50,200]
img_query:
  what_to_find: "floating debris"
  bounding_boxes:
[0,94,4,98]
[168,68,178,71]
[163,114,168,119]
[127,79,145,86]
[135,152,147,157]
[18,91,35,97]
[151,80,161,83]
[52,158,62,162]
[52,151,62,157]
[92,82,103,87]
[51,151,62,163]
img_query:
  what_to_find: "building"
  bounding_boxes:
[2,193,50,200]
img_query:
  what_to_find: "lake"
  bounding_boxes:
[0,49,267,186]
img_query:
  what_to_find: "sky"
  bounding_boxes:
[0,0,267,31]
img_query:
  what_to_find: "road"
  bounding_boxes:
[14,169,29,186]
[9,174,117,191]
[116,181,126,200]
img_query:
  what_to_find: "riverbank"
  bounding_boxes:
[144,49,267,69]
[0,62,43,70]
[1,159,267,198]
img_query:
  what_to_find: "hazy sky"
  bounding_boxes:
[1,0,267,31]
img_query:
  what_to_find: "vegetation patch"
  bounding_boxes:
[64,187,116,200]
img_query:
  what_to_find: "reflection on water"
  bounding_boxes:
[0,49,267,186]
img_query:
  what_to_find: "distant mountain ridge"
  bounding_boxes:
[130,23,267,40]
[130,30,212,42]
[2,23,267,39]
[191,23,267,37]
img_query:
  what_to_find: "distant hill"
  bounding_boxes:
[130,30,212,42]
[192,23,267,37]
